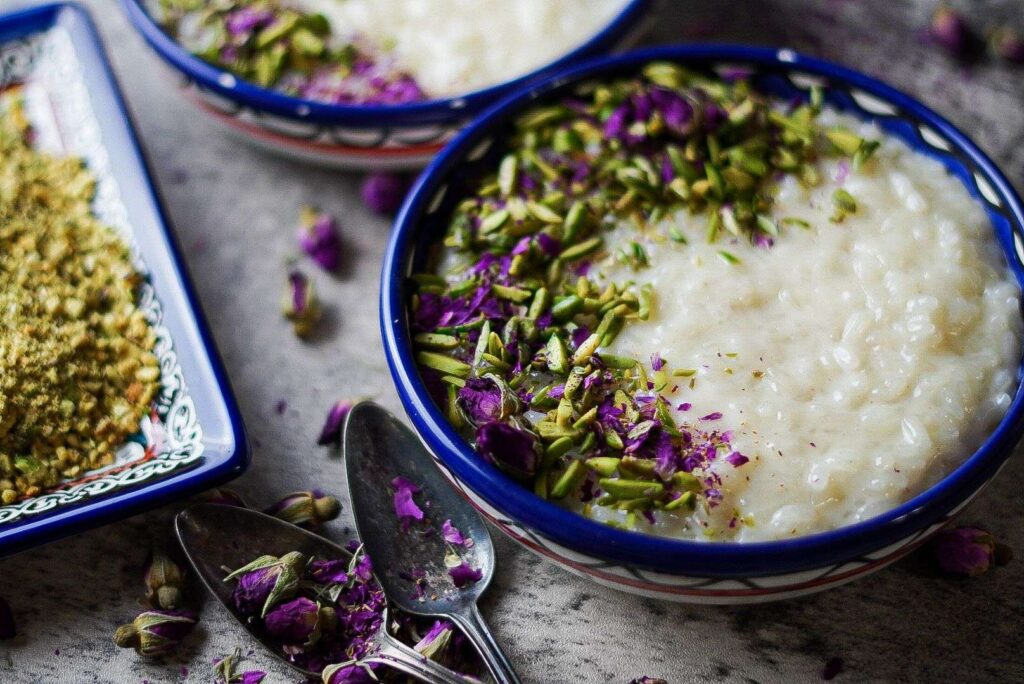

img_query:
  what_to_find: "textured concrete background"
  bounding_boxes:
[1,0,1023,682]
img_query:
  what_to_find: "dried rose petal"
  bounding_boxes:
[629,677,668,684]
[448,561,482,588]
[725,452,749,467]
[928,7,979,58]
[264,597,320,643]
[441,519,465,546]
[413,620,455,662]
[475,421,539,481]
[930,526,996,576]
[307,558,349,585]
[298,207,342,272]
[391,476,425,527]
[990,26,1024,63]
[322,662,381,684]
[317,400,354,446]
[360,172,410,215]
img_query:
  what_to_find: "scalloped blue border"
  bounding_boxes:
[0,2,249,557]
[381,45,1024,578]
[119,0,650,128]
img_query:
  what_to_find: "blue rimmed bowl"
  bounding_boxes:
[119,0,650,170]
[0,3,248,557]
[381,45,1024,603]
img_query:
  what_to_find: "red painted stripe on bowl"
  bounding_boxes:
[494,517,932,598]
[187,93,449,157]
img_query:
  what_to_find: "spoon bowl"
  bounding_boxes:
[344,402,520,684]
[176,503,473,683]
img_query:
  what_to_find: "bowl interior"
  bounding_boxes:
[121,0,651,127]
[382,45,1024,577]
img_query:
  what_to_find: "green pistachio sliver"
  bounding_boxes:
[417,351,471,377]
[446,384,464,428]
[491,283,532,303]
[410,273,446,287]
[853,140,881,170]
[755,214,779,237]
[781,217,811,229]
[551,294,583,321]
[664,490,696,511]
[825,127,863,156]
[643,61,689,88]
[599,478,664,499]
[555,396,574,427]
[571,333,602,366]
[559,237,603,262]
[527,201,563,224]
[672,368,697,377]
[605,429,624,450]
[530,384,555,409]
[546,334,569,374]
[255,13,298,48]
[578,431,597,454]
[585,456,621,477]
[614,497,654,511]
[601,315,624,346]
[832,188,858,217]
[551,460,587,499]
[717,250,741,265]
[440,375,466,388]
[545,435,575,462]
[479,209,510,234]
[536,420,579,441]
[498,154,518,197]
[414,332,459,350]
[599,353,637,369]
[527,287,550,320]
[563,201,588,242]
[672,471,702,493]
[479,352,509,370]
[472,320,491,367]
[572,407,599,430]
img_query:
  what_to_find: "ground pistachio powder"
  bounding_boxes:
[0,93,159,503]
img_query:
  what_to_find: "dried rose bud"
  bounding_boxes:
[0,597,15,640]
[113,609,198,657]
[931,526,997,576]
[360,172,410,215]
[298,207,342,271]
[317,400,354,446]
[322,662,380,684]
[447,560,482,588]
[264,490,341,528]
[475,421,540,481]
[225,551,306,617]
[204,488,249,508]
[144,548,186,610]
[989,26,1024,63]
[413,620,455,663]
[283,271,321,338]
[928,6,979,58]
[264,596,334,646]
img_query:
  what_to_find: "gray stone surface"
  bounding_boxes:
[0,0,1023,682]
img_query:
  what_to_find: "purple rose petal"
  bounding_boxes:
[442,519,465,546]
[317,400,354,446]
[391,476,425,528]
[361,172,410,215]
[448,561,483,588]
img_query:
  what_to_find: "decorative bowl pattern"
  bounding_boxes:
[380,46,1024,603]
[0,3,248,557]
[119,0,651,170]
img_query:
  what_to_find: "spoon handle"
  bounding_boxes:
[449,604,522,684]
[366,629,474,684]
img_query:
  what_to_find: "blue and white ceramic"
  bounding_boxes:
[381,46,1024,603]
[0,3,248,558]
[119,0,651,170]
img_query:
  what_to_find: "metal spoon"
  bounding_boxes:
[344,402,521,684]
[176,503,473,684]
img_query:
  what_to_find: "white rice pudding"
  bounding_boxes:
[586,112,1022,541]
[297,0,630,96]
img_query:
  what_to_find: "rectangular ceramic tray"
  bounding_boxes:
[0,2,248,556]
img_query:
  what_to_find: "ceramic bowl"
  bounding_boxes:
[0,3,248,557]
[119,0,650,170]
[380,45,1024,603]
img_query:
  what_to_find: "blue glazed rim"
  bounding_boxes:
[119,0,650,128]
[381,45,1024,578]
[0,2,249,557]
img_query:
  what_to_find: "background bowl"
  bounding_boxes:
[120,0,650,170]
[0,3,248,557]
[380,45,1024,603]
